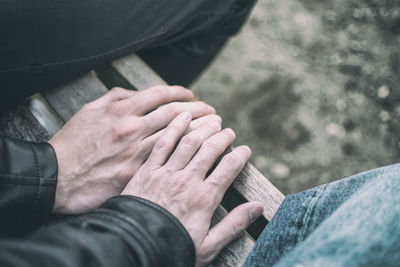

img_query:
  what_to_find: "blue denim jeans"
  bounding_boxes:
[244,164,400,266]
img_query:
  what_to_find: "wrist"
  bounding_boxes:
[52,176,70,213]
[48,139,70,214]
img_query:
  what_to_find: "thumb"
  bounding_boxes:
[200,202,263,264]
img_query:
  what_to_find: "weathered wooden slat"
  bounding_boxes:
[113,54,285,221]
[210,206,254,267]
[0,101,49,143]
[235,163,285,221]
[42,71,108,121]
[112,54,165,89]
[28,94,64,137]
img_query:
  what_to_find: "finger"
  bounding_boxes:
[138,114,222,168]
[142,114,222,146]
[134,129,165,165]
[119,85,194,115]
[184,114,222,135]
[87,87,137,108]
[185,128,236,179]
[142,101,215,137]
[146,112,192,167]
[137,114,221,165]
[205,146,251,198]
[165,120,222,170]
[201,202,263,263]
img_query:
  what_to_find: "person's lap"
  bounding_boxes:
[245,163,400,266]
[0,0,256,107]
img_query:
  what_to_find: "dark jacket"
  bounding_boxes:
[0,136,195,267]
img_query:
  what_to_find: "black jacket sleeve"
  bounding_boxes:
[0,136,58,236]
[0,196,196,267]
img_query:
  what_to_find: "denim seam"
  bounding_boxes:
[298,185,326,242]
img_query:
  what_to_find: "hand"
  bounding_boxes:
[49,86,218,214]
[122,111,264,266]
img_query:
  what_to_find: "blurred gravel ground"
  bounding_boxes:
[192,0,400,195]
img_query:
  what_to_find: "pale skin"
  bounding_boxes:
[49,86,263,266]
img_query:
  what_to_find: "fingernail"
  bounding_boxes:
[224,128,236,138]
[208,121,221,130]
[242,146,252,156]
[249,204,263,223]
[213,115,222,123]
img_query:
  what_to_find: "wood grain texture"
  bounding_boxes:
[28,94,64,137]
[113,54,286,220]
[235,162,285,221]
[0,102,49,142]
[42,71,108,121]
[112,54,165,90]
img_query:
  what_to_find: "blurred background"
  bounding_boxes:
[192,0,400,195]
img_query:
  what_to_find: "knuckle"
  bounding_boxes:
[106,103,121,115]
[181,134,199,148]
[194,191,213,208]
[168,124,182,134]
[203,139,221,153]
[109,87,125,98]
[129,118,145,134]
[136,117,148,131]
[165,103,179,117]
[154,138,169,151]
[111,120,144,140]
[168,176,187,194]
[206,178,222,188]
[161,167,174,178]
[223,154,242,171]
[111,123,132,141]
[194,155,209,168]
[112,125,127,141]
[110,86,123,93]
[153,86,169,101]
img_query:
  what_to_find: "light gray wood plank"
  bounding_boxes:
[43,71,108,121]
[28,94,64,137]
[113,54,286,220]
[235,162,285,221]
[210,206,255,267]
[112,54,165,90]
[0,101,49,143]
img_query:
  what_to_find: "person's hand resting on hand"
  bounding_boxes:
[122,111,264,266]
[49,86,219,214]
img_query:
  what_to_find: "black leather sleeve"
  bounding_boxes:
[0,136,58,236]
[0,196,196,267]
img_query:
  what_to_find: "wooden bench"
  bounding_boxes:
[0,54,285,266]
